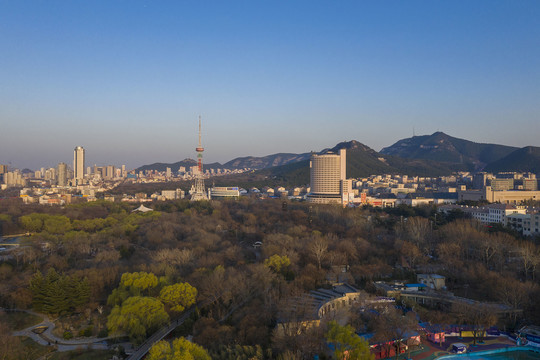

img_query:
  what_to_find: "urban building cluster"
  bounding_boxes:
[305,149,540,207]
[0,146,128,191]
[439,204,540,237]
[2,137,540,237]
[135,166,250,184]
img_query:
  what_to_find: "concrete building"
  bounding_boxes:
[417,274,445,290]
[209,186,240,199]
[161,190,177,200]
[507,212,540,236]
[438,203,526,224]
[307,149,347,204]
[458,186,540,204]
[73,146,85,185]
[490,178,514,191]
[3,171,26,187]
[523,179,539,191]
[57,162,68,186]
[105,165,115,180]
[473,172,490,189]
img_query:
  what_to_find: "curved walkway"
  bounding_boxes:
[6,309,112,352]
[8,299,211,358]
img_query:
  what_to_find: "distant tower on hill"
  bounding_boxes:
[190,116,209,201]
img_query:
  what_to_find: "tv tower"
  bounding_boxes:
[190,116,209,201]
[196,115,204,173]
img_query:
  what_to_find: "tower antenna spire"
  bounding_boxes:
[191,115,208,201]
[198,115,202,149]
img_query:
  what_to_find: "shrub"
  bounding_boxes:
[79,326,93,337]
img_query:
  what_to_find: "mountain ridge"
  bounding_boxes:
[380,132,518,171]
[135,133,538,178]
[484,146,540,174]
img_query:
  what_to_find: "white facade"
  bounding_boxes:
[507,213,540,236]
[210,186,240,199]
[73,146,85,185]
[438,204,527,224]
[307,149,346,204]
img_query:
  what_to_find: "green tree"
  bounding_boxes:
[19,214,45,232]
[148,337,211,360]
[107,296,169,344]
[120,271,159,294]
[264,254,291,274]
[43,215,72,234]
[326,321,373,360]
[29,268,90,315]
[159,283,197,313]
[107,287,132,307]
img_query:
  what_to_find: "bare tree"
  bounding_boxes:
[372,306,417,360]
[406,217,430,244]
[452,302,498,345]
[309,236,328,270]
[519,241,540,280]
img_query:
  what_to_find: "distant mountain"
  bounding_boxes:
[135,133,533,180]
[223,152,311,169]
[259,140,462,185]
[135,159,225,173]
[136,152,312,173]
[380,132,518,171]
[484,146,540,174]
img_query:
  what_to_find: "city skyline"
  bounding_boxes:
[1,1,539,170]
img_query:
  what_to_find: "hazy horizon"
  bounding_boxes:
[1,1,539,170]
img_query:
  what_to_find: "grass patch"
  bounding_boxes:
[3,311,42,331]
[19,336,54,359]
[49,349,116,360]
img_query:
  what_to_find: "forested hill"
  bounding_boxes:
[223,152,311,170]
[380,132,518,171]
[484,146,540,174]
[135,153,312,173]
[135,134,532,178]
[257,140,462,186]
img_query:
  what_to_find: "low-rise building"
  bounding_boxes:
[209,186,240,199]
[438,204,526,224]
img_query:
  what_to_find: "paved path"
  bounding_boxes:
[8,299,211,358]
[6,309,112,352]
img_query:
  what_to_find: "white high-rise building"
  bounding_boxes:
[73,146,85,185]
[307,149,347,204]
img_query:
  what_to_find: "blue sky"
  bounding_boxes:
[1,1,539,170]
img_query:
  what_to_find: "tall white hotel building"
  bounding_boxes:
[307,148,351,205]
